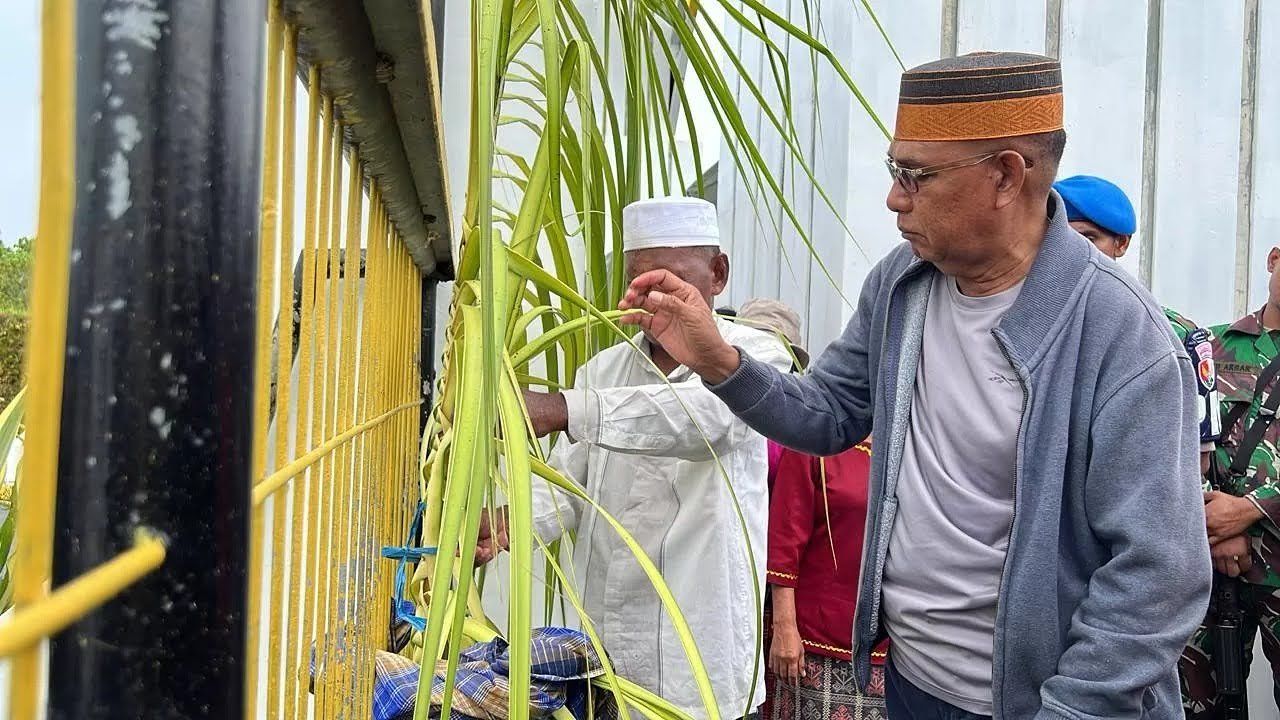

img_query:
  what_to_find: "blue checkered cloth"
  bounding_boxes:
[373,651,421,720]
[371,627,617,720]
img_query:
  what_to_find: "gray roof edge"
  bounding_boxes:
[286,0,455,280]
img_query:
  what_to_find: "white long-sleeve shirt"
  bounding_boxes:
[532,318,791,719]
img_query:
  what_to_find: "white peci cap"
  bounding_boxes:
[622,196,720,253]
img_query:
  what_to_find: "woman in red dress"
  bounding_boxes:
[736,298,885,720]
[762,441,886,720]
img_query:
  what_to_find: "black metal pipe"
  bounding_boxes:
[420,279,437,432]
[48,1,264,717]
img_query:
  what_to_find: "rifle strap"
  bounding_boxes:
[1223,351,1280,441]
[1229,353,1280,476]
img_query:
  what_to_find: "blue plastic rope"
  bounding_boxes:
[381,502,433,632]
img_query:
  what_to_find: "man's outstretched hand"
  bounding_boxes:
[619,269,741,384]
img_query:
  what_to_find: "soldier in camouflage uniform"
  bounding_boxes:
[1180,247,1280,718]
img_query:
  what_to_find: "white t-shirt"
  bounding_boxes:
[880,271,1025,716]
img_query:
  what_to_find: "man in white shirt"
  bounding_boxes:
[480,197,791,720]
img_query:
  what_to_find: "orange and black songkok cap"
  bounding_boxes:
[894,51,1064,142]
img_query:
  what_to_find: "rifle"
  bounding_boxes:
[1208,449,1248,720]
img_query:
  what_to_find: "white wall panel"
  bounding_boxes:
[957,0,1047,55]
[1247,0,1279,313]
[1150,1,1244,326]
[1056,0,1148,279]
[839,0,943,353]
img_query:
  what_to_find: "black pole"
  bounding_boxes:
[420,279,437,432]
[48,1,264,717]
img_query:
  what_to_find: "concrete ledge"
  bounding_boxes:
[287,0,454,279]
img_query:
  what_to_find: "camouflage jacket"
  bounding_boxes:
[1210,307,1280,587]
[1165,307,1198,343]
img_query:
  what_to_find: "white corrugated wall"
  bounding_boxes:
[719,0,1280,348]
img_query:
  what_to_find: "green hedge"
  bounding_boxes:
[0,314,26,408]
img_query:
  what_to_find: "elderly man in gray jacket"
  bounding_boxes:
[620,51,1210,720]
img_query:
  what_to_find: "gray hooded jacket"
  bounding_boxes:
[710,193,1211,719]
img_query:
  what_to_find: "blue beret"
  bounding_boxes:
[1053,175,1137,236]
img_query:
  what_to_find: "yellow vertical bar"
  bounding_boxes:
[372,204,392,707]
[395,240,410,554]
[248,2,283,716]
[367,199,385,709]
[397,241,413,563]
[284,60,321,720]
[326,144,350,716]
[326,158,349,718]
[403,240,415,617]
[267,23,299,720]
[393,236,407,628]
[376,211,391,627]
[387,238,402,562]
[374,202,393,699]
[373,206,391,656]
[317,117,345,718]
[368,206,389,673]
[360,200,376,711]
[300,91,333,720]
[10,1,74,717]
[376,228,391,656]
[332,148,362,716]
[405,248,417,567]
[376,224,389,513]
[360,188,385,711]
[351,182,374,712]
[404,246,416,601]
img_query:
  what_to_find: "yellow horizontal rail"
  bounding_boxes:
[252,399,422,505]
[0,532,166,657]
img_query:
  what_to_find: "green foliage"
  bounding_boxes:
[0,237,34,315]
[0,388,25,614]
[0,237,32,407]
[0,313,28,408]
[0,492,13,613]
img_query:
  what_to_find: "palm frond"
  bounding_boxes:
[414,2,893,717]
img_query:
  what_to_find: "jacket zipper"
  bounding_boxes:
[992,329,1028,720]
[858,260,925,689]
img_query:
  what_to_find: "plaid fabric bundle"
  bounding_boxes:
[371,627,618,720]
[374,651,422,720]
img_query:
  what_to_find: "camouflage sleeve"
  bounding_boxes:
[1246,486,1280,529]
[1164,307,1196,343]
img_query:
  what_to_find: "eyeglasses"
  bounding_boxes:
[885,151,1034,194]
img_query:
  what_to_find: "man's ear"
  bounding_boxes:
[1115,235,1132,259]
[1269,247,1280,274]
[993,150,1029,210]
[710,252,729,296]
